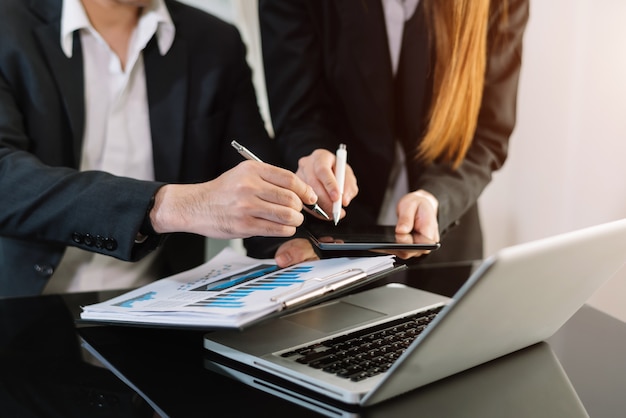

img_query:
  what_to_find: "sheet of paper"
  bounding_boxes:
[80,248,396,328]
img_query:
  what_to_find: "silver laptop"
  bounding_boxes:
[204,341,589,417]
[203,219,626,410]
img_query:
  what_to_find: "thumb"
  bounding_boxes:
[395,198,417,234]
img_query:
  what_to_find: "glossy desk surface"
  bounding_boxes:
[2,262,625,417]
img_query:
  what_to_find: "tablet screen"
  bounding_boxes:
[305,224,441,251]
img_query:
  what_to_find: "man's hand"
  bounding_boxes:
[295,149,358,222]
[274,238,319,268]
[149,160,320,239]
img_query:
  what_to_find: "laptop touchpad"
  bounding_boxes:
[282,301,386,334]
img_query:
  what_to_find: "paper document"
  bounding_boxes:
[80,248,396,329]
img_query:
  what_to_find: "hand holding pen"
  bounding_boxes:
[146,146,320,240]
[231,141,330,220]
[282,144,358,224]
[246,142,357,224]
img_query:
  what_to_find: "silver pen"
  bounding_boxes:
[231,140,330,220]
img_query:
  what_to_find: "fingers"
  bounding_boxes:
[155,161,321,239]
[371,248,433,259]
[230,161,319,235]
[222,162,303,232]
[257,161,319,208]
[396,190,440,241]
[275,238,319,267]
[296,150,334,208]
[296,149,358,219]
[341,165,358,206]
[369,231,436,259]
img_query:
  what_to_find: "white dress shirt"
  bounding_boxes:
[377,0,419,226]
[44,0,175,294]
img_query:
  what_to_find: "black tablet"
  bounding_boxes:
[305,224,441,251]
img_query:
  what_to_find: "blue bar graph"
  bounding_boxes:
[188,265,314,309]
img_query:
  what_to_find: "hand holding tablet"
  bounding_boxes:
[305,223,441,252]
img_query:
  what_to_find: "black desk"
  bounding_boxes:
[2,263,625,417]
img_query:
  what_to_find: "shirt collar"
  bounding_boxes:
[60,0,175,58]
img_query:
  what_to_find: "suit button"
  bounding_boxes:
[84,234,94,246]
[87,392,120,411]
[34,264,54,277]
[95,235,104,249]
[104,238,118,251]
[72,232,83,243]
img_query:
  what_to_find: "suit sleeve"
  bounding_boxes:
[259,0,340,171]
[0,70,164,262]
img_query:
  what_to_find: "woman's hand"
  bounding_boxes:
[295,149,358,222]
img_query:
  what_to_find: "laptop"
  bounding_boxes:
[203,219,626,410]
[203,341,589,417]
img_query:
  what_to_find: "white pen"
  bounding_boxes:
[231,140,330,220]
[332,144,347,226]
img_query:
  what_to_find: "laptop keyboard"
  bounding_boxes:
[280,306,443,382]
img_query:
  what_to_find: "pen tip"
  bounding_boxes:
[314,205,330,220]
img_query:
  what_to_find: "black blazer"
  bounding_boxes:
[259,0,529,263]
[0,0,273,297]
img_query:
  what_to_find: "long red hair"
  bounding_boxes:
[419,0,508,168]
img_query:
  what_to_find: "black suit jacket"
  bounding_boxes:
[259,0,529,263]
[0,0,273,297]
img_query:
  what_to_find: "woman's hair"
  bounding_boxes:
[419,0,508,168]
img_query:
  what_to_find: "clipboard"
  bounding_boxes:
[78,249,403,330]
[243,262,406,328]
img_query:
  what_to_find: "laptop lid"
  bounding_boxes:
[204,218,626,407]
[364,218,626,404]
